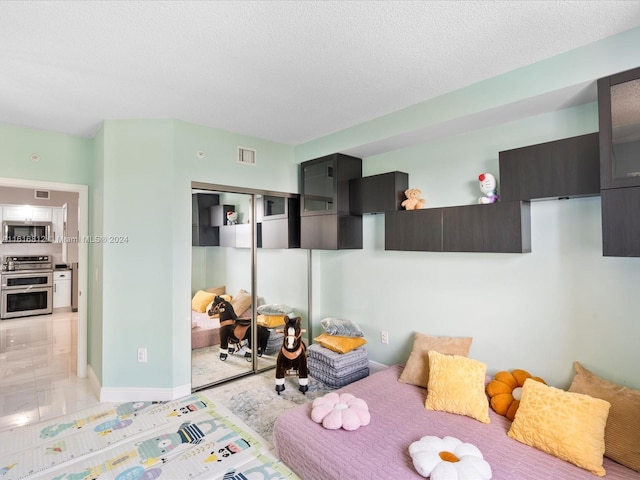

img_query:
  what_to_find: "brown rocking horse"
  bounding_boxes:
[275,315,308,395]
[208,295,262,362]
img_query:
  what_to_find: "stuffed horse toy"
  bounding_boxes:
[208,296,253,361]
[275,315,308,395]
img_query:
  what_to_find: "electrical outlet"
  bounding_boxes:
[137,347,147,363]
[381,330,389,344]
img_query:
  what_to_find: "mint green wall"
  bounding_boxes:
[99,120,176,389]
[0,123,93,185]
[296,28,640,390]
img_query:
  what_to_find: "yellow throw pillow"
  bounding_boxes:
[425,350,490,423]
[314,333,367,354]
[191,290,215,313]
[398,332,473,388]
[508,379,611,476]
[257,314,286,328]
[568,362,640,472]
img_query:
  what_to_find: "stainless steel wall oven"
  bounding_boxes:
[1,256,53,319]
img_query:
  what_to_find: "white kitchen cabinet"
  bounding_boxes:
[53,270,72,310]
[2,205,52,222]
[52,207,65,243]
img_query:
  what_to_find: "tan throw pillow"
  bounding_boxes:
[191,290,215,313]
[425,350,490,423]
[206,285,226,296]
[314,333,367,354]
[568,361,640,472]
[231,289,252,318]
[508,379,610,476]
[398,332,473,388]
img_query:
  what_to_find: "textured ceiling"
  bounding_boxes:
[2,1,640,146]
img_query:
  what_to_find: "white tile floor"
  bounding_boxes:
[0,311,100,432]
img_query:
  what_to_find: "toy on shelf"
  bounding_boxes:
[478,173,499,204]
[226,210,238,225]
[401,188,425,210]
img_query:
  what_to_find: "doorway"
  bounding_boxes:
[190,182,309,390]
[0,177,89,378]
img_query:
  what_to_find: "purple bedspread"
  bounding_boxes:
[273,365,640,480]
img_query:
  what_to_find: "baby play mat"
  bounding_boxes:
[0,391,298,479]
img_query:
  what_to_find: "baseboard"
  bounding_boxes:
[87,365,102,399]
[368,360,388,375]
[99,382,192,402]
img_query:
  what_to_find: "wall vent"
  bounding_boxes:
[34,189,50,200]
[237,147,256,166]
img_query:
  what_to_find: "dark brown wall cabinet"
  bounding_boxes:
[385,202,531,253]
[601,186,640,257]
[499,133,600,201]
[598,67,640,257]
[192,193,220,246]
[349,171,409,214]
[385,208,442,252]
[443,202,531,253]
[598,66,640,190]
[300,153,363,250]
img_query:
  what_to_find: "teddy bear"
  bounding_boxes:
[401,188,425,210]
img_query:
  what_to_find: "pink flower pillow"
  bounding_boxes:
[311,392,370,431]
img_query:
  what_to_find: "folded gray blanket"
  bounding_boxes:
[308,356,369,376]
[306,344,368,368]
[310,366,370,388]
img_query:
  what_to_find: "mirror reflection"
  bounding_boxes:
[191,187,308,389]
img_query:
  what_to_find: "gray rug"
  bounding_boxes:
[205,370,335,444]
[191,344,278,388]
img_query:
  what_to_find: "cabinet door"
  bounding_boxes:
[53,272,72,308]
[602,187,640,257]
[350,171,409,214]
[52,207,64,242]
[30,207,52,222]
[499,133,600,201]
[442,202,531,253]
[301,214,362,250]
[2,205,52,221]
[385,209,443,251]
[598,66,640,190]
[192,193,220,246]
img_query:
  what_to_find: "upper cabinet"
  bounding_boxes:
[3,205,52,222]
[300,153,363,250]
[385,202,531,254]
[598,66,640,257]
[499,133,600,201]
[259,195,300,249]
[598,66,640,190]
[349,171,409,214]
[192,193,220,246]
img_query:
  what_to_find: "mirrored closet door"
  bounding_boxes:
[190,184,308,390]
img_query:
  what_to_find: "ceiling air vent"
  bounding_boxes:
[34,189,50,200]
[237,147,256,166]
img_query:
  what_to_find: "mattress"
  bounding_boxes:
[273,365,640,480]
[191,311,221,349]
